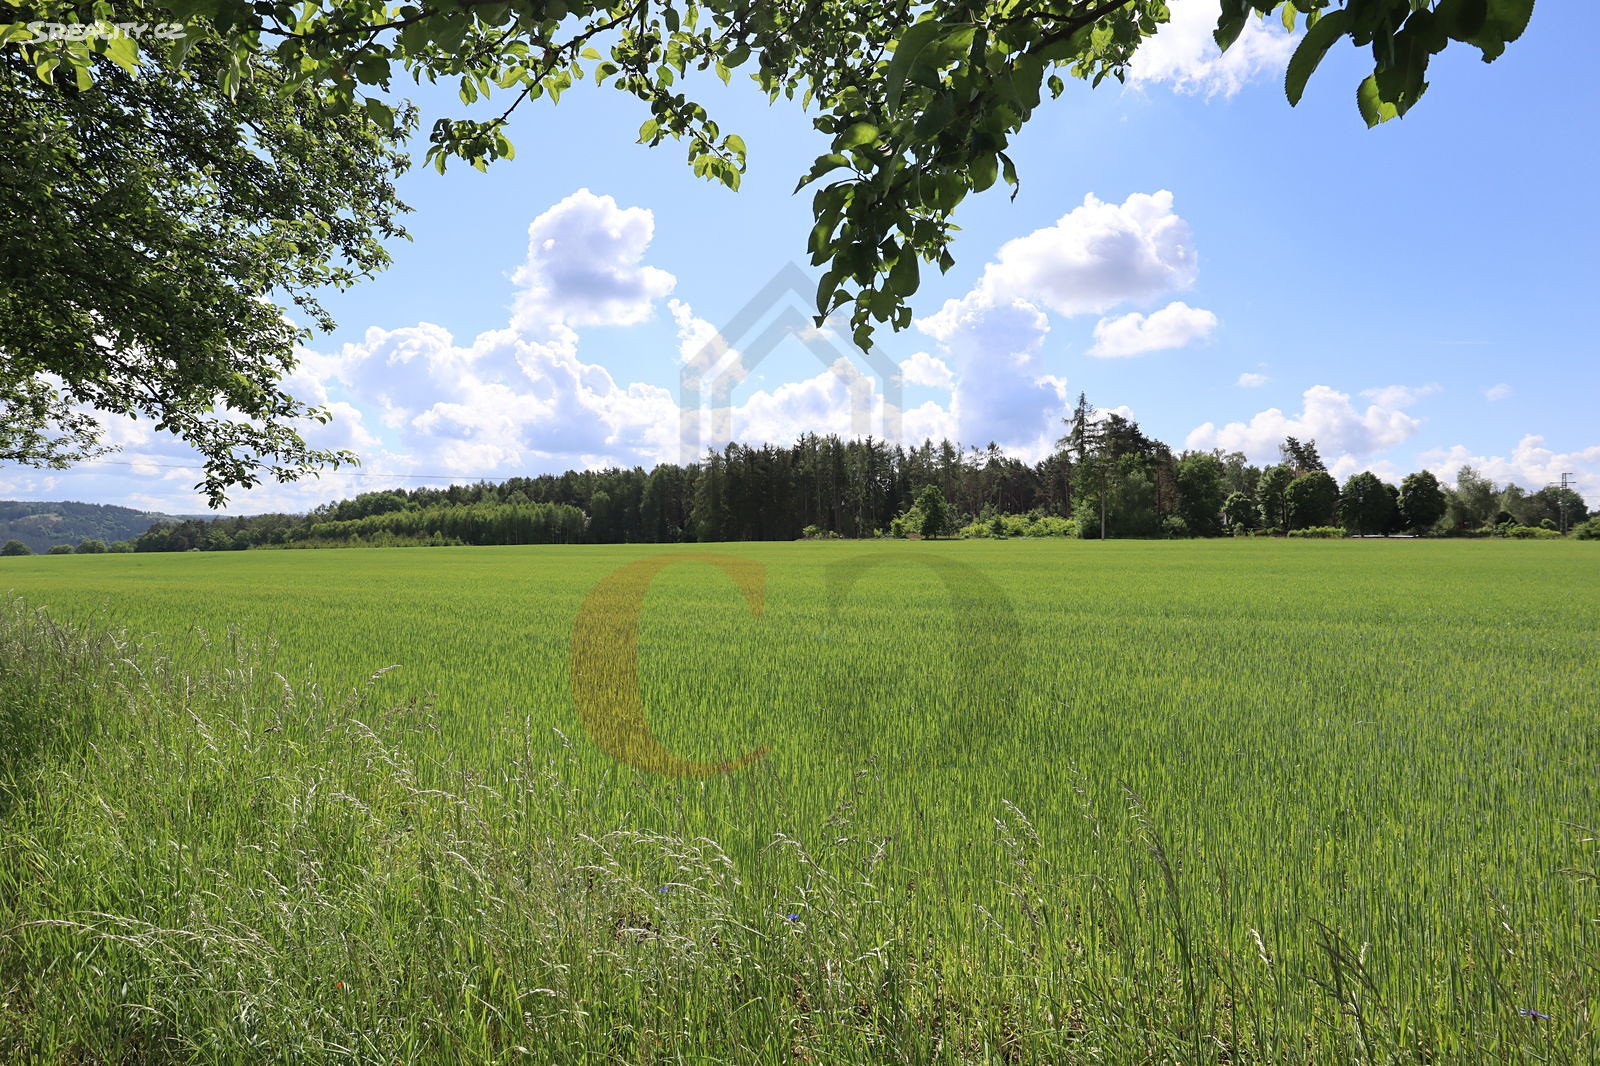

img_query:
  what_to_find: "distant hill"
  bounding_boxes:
[0,500,202,554]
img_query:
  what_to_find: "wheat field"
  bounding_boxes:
[2,539,1596,1063]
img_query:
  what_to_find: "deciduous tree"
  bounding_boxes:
[1175,452,1226,537]
[1399,470,1447,533]
[1257,465,1294,531]
[1339,471,1394,536]
[1285,470,1339,530]
[1,34,410,504]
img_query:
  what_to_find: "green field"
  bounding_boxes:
[2,540,1597,1063]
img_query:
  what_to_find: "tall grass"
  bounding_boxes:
[2,539,1597,1062]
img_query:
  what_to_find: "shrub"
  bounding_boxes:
[1499,524,1562,540]
[1574,517,1600,540]
[1287,526,1345,539]
[46,544,75,555]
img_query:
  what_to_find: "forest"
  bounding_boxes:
[4,399,1594,556]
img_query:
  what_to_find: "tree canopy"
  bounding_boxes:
[1,0,1539,499]
[2,25,411,504]
[8,0,1538,348]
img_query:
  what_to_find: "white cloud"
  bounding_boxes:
[1420,436,1600,508]
[1484,383,1513,402]
[915,297,1068,455]
[907,189,1207,453]
[1089,301,1217,357]
[898,351,955,389]
[1236,372,1268,388]
[920,191,1198,330]
[1361,383,1440,408]
[510,188,675,331]
[1326,455,1405,485]
[1186,384,1423,463]
[1128,0,1299,99]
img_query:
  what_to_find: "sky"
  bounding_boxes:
[5,0,1597,514]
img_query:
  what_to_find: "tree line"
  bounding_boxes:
[3,396,1595,556]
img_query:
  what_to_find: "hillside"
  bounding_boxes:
[0,500,198,554]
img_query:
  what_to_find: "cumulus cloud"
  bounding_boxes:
[1185,384,1423,463]
[946,190,1199,319]
[1236,372,1268,388]
[1420,437,1600,508]
[1090,301,1217,357]
[1128,0,1299,99]
[899,351,955,389]
[915,297,1067,456]
[909,190,1208,452]
[510,188,675,331]
[1484,383,1513,402]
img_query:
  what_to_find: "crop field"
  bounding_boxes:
[2,539,1597,1063]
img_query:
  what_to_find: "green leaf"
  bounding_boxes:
[104,35,140,75]
[884,20,948,112]
[969,152,998,193]
[1356,74,1400,127]
[1458,0,1535,60]
[1285,8,1350,107]
[888,249,919,298]
[838,121,879,149]
[794,152,852,192]
[1213,3,1249,52]
[1434,0,1489,42]
[913,94,955,138]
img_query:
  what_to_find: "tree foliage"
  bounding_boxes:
[915,484,952,538]
[1339,470,1395,535]
[1174,452,1226,537]
[1399,469,1447,532]
[1257,464,1294,530]
[1285,470,1339,530]
[1,28,411,504]
[5,0,1540,353]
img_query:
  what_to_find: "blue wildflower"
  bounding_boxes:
[785,912,801,922]
[1519,1009,1550,1021]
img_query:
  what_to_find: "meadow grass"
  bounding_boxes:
[1,539,1596,1062]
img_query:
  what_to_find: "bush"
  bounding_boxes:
[958,512,1074,539]
[1287,526,1345,539]
[46,544,75,555]
[1161,515,1188,538]
[1499,524,1562,540]
[0,539,31,557]
[1574,517,1600,540]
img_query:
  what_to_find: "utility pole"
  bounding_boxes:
[1559,472,1575,535]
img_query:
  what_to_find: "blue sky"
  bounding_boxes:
[4,0,1596,513]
